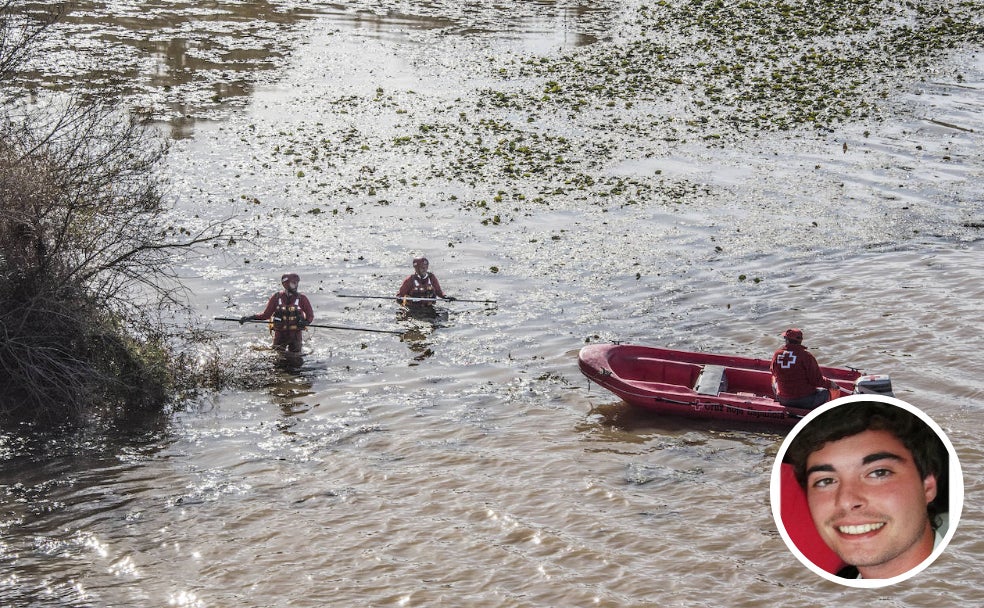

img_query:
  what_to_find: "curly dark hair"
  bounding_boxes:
[785,401,949,528]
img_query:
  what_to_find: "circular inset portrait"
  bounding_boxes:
[770,394,962,587]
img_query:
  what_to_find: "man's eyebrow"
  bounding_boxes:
[805,463,834,476]
[805,450,907,476]
[861,451,905,465]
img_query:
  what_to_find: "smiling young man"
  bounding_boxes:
[786,401,948,579]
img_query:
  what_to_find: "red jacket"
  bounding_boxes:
[770,343,825,400]
[255,290,313,332]
[397,272,445,308]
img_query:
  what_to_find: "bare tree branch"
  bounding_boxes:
[1,7,229,427]
[0,1,66,82]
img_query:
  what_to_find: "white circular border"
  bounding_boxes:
[770,394,964,588]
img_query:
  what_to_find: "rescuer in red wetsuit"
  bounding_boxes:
[770,328,838,409]
[240,273,314,353]
[396,257,455,311]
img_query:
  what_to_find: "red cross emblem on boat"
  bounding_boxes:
[776,351,797,369]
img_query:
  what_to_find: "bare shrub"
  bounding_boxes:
[0,1,64,83]
[1,2,224,428]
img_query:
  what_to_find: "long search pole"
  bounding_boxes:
[214,317,405,335]
[335,294,498,304]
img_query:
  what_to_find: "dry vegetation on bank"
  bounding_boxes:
[0,2,223,429]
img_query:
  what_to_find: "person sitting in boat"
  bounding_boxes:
[240,273,314,353]
[396,256,456,312]
[770,328,839,409]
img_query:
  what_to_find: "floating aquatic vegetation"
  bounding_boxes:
[144,0,981,235]
[495,0,982,137]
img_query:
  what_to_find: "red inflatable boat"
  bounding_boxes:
[578,343,893,426]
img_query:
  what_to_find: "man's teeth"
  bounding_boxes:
[838,522,885,535]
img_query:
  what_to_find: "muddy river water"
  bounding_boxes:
[2,1,983,606]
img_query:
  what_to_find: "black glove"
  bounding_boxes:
[239,315,254,325]
[444,296,457,301]
[298,318,310,328]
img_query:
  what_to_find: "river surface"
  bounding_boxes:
[2,1,983,606]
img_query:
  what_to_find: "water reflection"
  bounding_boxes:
[319,4,455,41]
[244,352,322,412]
[399,307,450,362]
[6,0,610,137]
[269,363,315,402]
[578,396,793,442]
[9,0,312,138]
[320,3,601,48]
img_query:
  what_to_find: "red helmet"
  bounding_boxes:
[412,257,429,268]
[782,328,804,343]
[281,273,300,286]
